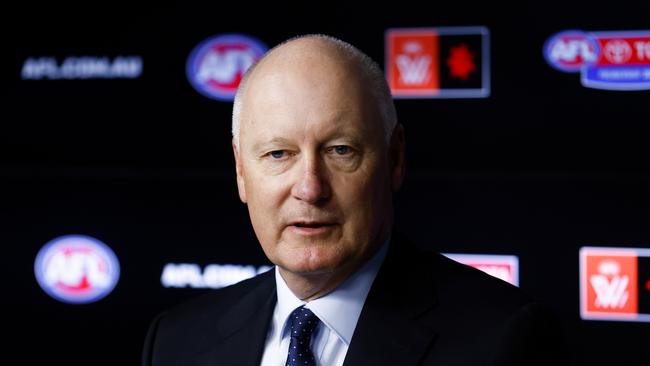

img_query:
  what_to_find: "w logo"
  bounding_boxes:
[580,247,641,321]
[590,260,629,309]
[386,30,439,95]
[396,55,432,85]
[386,27,490,98]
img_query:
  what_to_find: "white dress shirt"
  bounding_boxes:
[260,241,389,366]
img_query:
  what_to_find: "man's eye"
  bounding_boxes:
[269,150,285,159]
[333,145,351,155]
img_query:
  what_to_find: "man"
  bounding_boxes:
[142,35,567,366]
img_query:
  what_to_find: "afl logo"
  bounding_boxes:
[544,30,599,72]
[186,34,268,101]
[34,235,120,304]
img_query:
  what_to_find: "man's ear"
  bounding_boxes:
[233,139,247,203]
[389,123,406,192]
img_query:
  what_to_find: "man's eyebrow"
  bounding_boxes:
[251,137,293,152]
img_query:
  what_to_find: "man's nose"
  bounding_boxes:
[291,155,331,204]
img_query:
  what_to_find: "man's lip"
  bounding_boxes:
[286,222,338,235]
[288,221,337,228]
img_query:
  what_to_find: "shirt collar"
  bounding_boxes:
[274,239,389,346]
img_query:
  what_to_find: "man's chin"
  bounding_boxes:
[276,248,345,276]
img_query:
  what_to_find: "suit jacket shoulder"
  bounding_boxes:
[344,237,569,366]
[142,269,276,366]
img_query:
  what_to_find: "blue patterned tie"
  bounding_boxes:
[285,306,320,366]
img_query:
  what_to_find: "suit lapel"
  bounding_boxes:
[192,272,277,366]
[343,237,440,366]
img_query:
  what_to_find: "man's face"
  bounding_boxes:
[234,50,400,282]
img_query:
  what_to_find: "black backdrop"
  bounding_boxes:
[3,1,649,365]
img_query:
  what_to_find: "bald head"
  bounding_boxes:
[232,34,397,150]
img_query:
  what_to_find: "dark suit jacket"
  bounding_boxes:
[142,236,569,365]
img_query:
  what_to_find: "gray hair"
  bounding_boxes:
[231,34,397,149]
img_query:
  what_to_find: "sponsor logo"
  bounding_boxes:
[386,27,490,98]
[544,30,650,90]
[21,56,143,80]
[580,247,650,322]
[34,235,120,304]
[443,253,519,286]
[186,34,268,101]
[161,263,273,289]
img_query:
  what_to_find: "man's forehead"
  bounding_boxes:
[242,111,371,144]
[240,65,369,129]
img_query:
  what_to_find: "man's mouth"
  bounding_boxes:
[292,222,333,228]
[288,221,337,234]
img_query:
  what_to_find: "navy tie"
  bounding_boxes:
[285,306,320,366]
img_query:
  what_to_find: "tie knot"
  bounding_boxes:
[289,306,320,340]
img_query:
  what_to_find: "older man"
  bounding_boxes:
[142,35,567,366]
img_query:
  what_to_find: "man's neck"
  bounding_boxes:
[278,265,358,301]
